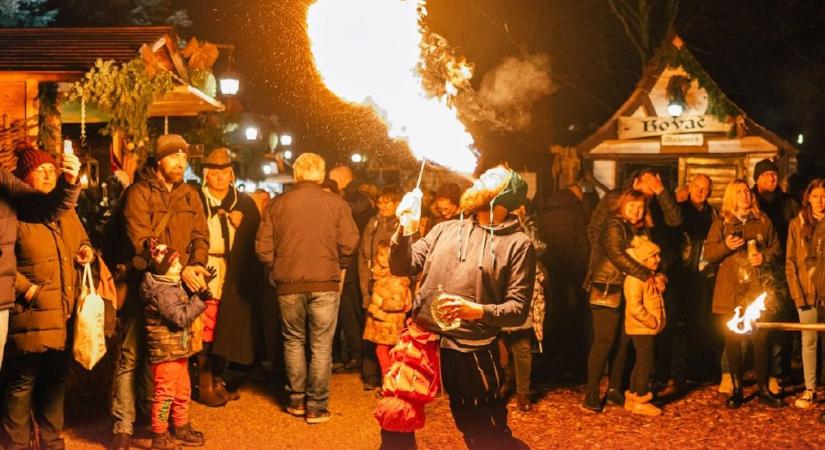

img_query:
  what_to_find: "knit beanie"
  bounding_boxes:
[147,238,179,276]
[753,159,779,183]
[492,170,528,212]
[13,141,58,181]
[155,134,189,161]
[626,235,660,263]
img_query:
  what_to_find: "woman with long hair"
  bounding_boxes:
[786,179,825,409]
[583,189,665,412]
[704,179,782,408]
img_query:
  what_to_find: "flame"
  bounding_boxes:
[307,0,477,174]
[726,292,768,335]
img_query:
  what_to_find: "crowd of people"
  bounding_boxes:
[0,133,824,450]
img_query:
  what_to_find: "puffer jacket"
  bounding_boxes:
[624,275,666,335]
[589,216,654,288]
[704,212,780,315]
[141,273,206,364]
[0,173,80,310]
[389,216,536,342]
[786,214,819,308]
[363,273,411,346]
[9,210,89,354]
[359,214,399,302]
[256,181,360,295]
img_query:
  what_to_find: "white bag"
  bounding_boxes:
[73,263,107,370]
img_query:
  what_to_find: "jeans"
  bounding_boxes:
[3,351,68,450]
[0,309,8,369]
[798,307,825,391]
[503,329,533,395]
[111,301,153,435]
[586,306,630,395]
[630,335,654,396]
[278,291,340,412]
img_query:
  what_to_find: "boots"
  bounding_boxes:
[173,423,205,447]
[149,432,177,450]
[195,354,228,407]
[726,374,743,409]
[516,393,532,412]
[758,384,784,408]
[624,391,661,416]
[582,388,602,413]
[214,377,240,401]
[606,388,625,406]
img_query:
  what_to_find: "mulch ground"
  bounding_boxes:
[62,371,825,450]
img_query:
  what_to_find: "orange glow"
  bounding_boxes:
[727,292,768,335]
[307,0,477,174]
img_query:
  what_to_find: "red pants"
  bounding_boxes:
[376,344,392,377]
[202,299,220,343]
[150,358,191,434]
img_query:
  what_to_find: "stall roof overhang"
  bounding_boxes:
[60,85,224,123]
[589,136,779,156]
[576,32,798,160]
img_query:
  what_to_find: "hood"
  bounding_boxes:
[140,271,181,300]
[456,214,523,268]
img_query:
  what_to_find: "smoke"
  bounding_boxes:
[474,53,555,132]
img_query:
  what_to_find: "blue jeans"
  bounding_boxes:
[278,291,340,413]
[111,301,153,435]
[798,307,825,391]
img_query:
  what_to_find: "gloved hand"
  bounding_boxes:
[396,188,423,236]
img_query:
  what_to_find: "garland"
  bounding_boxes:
[660,45,738,121]
[37,82,61,155]
[70,57,174,142]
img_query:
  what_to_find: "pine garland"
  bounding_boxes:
[661,45,738,120]
[70,58,174,142]
[37,82,61,155]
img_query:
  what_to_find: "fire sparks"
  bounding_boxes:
[727,292,768,335]
[307,0,477,174]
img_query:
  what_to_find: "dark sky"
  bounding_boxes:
[175,0,824,171]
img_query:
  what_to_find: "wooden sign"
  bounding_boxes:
[661,133,703,146]
[618,115,731,140]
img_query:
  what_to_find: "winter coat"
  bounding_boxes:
[539,189,589,276]
[585,183,682,287]
[8,210,89,354]
[256,181,360,295]
[704,212,780,315]
[141,273,206,364]
[677,200,717,274]
[624,275,666,335]
[389,216,536,343]
[752,187,799,253]
[359,214,399,302]
[589,216,654,288]
[786,214,819,308]
[201,188,265,365]
[363,272,411,346]
[0,174,80,310]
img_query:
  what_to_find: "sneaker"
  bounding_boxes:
[795,389,816,409]
[769,377,782,395]
[172,423,205,447]
[306,409,331,424]
[718,373,733,395]
[286,398,306,416]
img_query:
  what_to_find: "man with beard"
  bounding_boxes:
[108,134,211,450]
[377,166,536,450]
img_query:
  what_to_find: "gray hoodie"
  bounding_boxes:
[389,215,536,347]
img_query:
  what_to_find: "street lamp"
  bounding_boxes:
[245,126,259,141]
[280,134,293,146]
[666,75,689,117]
[283,150,293,160]
[218,45,240,96]
[351,152,364,164]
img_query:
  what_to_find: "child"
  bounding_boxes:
[623,235,666,416]
[363,241,412,376]
[140,239,207,448]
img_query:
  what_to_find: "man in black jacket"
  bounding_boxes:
[256,153,360,424]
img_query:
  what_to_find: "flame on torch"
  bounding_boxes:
[307,0,477,174]
[726,292,768,335]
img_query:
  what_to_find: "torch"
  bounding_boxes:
[728,292,825,334]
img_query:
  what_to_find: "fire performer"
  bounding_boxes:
[376,166,535,450]
[704,179,783,408]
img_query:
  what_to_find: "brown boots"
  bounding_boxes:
[195,354,228,407]
[624,391,661,416]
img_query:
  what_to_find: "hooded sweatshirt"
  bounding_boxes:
[389,215,536,349]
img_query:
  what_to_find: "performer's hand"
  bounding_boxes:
[749,251,764,267]
[228,210,244,228]
[182,265,209,292]
[75,245,95,265]
[61,152,81,184]
[396,188,423,236]
[437,296,484,321]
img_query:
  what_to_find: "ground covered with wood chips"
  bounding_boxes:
[61,369,825,450]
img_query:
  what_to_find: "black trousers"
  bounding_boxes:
[2,350,68,450]
[630,335,654,396]
[586,306,630,394]
[725,327,770,386]
[336,281,364,363]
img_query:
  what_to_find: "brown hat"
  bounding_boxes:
[155,134,189,161]
[203,148,233,169]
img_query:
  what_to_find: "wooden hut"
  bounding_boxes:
[576,34,797,204]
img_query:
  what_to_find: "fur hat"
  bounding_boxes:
[753,159,778,182]
[203,147,233,169]
[155,134,189,161]
[626,235,660,262]
[13,141,58,181]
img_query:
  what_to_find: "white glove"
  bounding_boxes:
[396,188,423,236]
